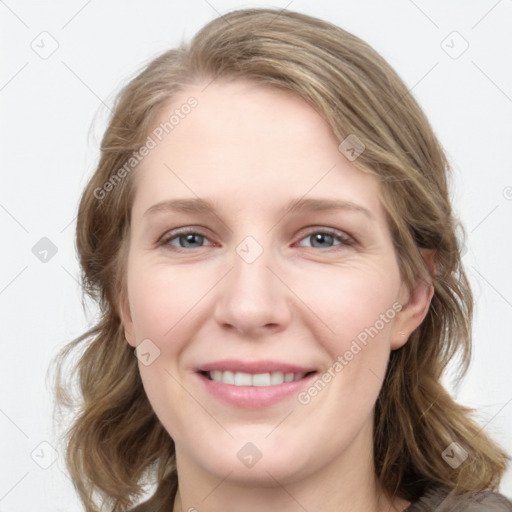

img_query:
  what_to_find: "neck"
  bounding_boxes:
[171,419,410,512]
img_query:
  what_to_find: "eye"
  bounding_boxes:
[296,228,355,249]
[159,227,355,251]
[160,229,214,250]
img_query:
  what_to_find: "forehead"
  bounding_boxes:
[130,79,383,222]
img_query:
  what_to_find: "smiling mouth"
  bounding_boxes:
[200,370,317,387]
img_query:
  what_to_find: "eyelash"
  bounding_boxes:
[158,227,356,252]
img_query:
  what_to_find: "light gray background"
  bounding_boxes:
[1,0,511,509]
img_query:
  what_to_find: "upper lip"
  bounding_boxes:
[196,359,317,374]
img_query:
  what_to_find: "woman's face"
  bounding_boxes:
[120,79,430,486]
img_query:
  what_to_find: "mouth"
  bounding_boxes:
[200,370,317,387]
[194,361,319,408]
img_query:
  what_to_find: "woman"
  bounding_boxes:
[54,8,512,512]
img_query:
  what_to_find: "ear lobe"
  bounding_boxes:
[391,250,436,350]
[118,295,136,348]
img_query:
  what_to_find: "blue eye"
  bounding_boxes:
[162,231,212,249]
[160,228,354,251]
[297,229,354,249]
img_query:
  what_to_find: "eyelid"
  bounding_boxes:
[294,226,356,248]
[158,226,214,247]
[158,225,356,251]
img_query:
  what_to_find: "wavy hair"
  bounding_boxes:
[53,7,510,511]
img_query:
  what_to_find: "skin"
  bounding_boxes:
[120,79,434,512]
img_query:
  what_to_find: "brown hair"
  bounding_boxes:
[53,7,510,511]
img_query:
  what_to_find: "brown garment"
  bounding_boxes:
[405,484,512,511]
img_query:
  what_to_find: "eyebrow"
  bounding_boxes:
[143,197,374,220]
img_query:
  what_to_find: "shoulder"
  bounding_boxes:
[406,484,512,512]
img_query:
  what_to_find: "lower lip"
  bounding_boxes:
[196,372,318,409]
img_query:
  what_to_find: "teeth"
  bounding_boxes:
[270,372,284,385]
[207,370,307,386]
[234,372,252,386]
[252,373,271,386]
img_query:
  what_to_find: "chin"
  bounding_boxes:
[177,431,318,487]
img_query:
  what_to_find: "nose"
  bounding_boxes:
[213,242,292,337]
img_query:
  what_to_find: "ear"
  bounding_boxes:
[118,294,137,348]
[391,249,436,350]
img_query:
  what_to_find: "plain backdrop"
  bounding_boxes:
[1,0,511,509]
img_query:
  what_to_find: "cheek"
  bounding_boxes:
[294,261,401,407]
[127,259,209,343]
[127,260,204,436]
[300,263,400,347]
